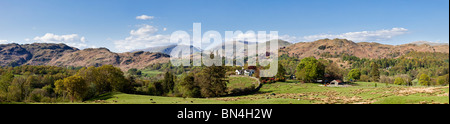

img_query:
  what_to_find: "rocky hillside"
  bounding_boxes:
[48,48,169,70]
[280,39,449,59]
[22,43,79,65]
[0,43,77,67]
[0,43,170,70]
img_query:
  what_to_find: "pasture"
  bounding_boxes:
[80,80,449,104]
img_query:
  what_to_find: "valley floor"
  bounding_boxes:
[56,81,449,104]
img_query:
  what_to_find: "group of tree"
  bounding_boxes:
[0,65,135,103]
[293,51,448,87]
[340,51,449,86]
[0,66,78,102]
[143,65,228,98]
[294,57,347,83]
[55,65,134,102]
[295,57,325,82]
[279,54,300,75]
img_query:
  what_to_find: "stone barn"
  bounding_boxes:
[330,80,343,86]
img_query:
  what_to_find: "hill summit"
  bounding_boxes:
[280,38,449,59]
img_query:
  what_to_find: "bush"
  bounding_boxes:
[29,89,45,102]
[179,74,201,98]
[394,77,406,85]
[380,75,394,84]
[348,69,361,81]
[148,81,163,96]
[436,74,449,86]
[360,75,370,82]
[42,85,54,97]
[419,74,431,86]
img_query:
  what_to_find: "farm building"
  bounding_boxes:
[235,70,243,75]
[235,69,255,76]
[330,80,343,86]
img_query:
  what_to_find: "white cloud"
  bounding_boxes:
[0,40,10,44]
[130,25,158,36]
[33,33,88,48]
[226,31,280,43]
[114,24,173,52]
[279,35,299,42]
[136,15,154,20]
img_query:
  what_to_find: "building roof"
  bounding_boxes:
[331,80,343,83]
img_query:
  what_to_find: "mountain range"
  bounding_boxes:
[408,41,449,46]
[0,39,448,71]
[208,40,293,58]
[0,43,169,70]
[280,39,449,59]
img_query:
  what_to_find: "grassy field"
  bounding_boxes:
[141,70,162,77]
[74,80,448,104]
[227,76,259,90]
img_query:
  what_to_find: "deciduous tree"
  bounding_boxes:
[347,69,361,81]
[295,57,325,82]
[419,74,431,86]
[55,76,88,102]
[370,62,380,82]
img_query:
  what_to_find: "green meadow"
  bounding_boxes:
[55,80,448,104]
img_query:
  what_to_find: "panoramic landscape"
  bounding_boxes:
[0,0,449,104]
[1,38,448,104]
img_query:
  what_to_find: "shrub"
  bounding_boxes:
[436,74,449,86]
[29,89,45,102]
[394,77,406,85]
[360,75,370,82]
[419,74,431,86]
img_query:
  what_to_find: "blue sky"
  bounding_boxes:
[0,0,448,52]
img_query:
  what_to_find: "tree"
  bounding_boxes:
[127,68,141,76]
[360,75,370,82]
[179,73,201,98]
[76,65,129,94]
[418,74,431,86]
[95,65,128,93]
[276,63,286,82]
[436,74,449,86]
[148,81,164,96]
[325,62,344,80]
[370,62,380,82]
[7,77,30,102]
[0,72,14,93]
[347,69,361,81]
[394,77,406,85]
[55,76,88,102]
[162,71,175,94]
[295,57,325,82]
[195,65,228,98]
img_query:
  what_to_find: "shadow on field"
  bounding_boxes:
[88,92,116,101]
